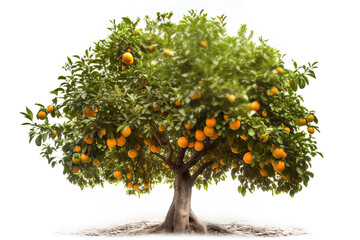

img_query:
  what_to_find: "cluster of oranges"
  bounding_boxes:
[296,114,315,134]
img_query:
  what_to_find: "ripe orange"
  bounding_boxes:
[284,127,290,133]
[250,101,260,111]
[260,134,269,143]
[240,134,248,141]
[308,127,315,134]
[126,172,132,179]
[185,123,191,130]
[273,161,285,172]
[134,143,141,151]
[72,166,79,173]
[84,136,94,144]
[46,105,54,113]
[175,99,182,106]
[100,130,106,136]
[209,132,218,140]
[114,171,122,179]
[194,141,204,151]
[144,139,152,145]
[133,184,139,191]
[231,147,239,154]
[272,148,285,159]
[107,138,116,149]
[158,125,166,132]
[164,50,173,57]
[127,182,133,188]
[223,115,229,120]
[220,159,225,165]
[276,67,284,74]
[206,117,216,127]
[38,111,47,120]
[215,168,221,173]
[149,45,155,51]
[203,126,215,137]
[122,127,131,137]
[83,107,97,117]
[307,114,314,123]
[200,41,207,47]
[93,159,101,166]
[127,48,131,53]
[188,141,194,148]
[135,29,140,34]
[51,130,57,139]
[128,149,138,158]
[229,119,241,130]
[211,162,219,169]
[268,91,274,97]
[260,169,268,177]
[227,94,235,102]
[138,80,148,88]
[195,130,206,141]
[243,152,253,164]
[72,156,80,164]
[186,130,192,136]
[80,153,90,163]
[150,145,161,153]
[231,163,237,168]
[116,135,126,146]
[178,137,189,148]
[144,183,149,189]
[191,91,202,100]
[75,145,82,153]
[122,52,134,66]
[296,118,307,126]
[262,110,267,117]
[271,87,278,94]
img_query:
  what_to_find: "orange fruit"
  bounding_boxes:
[188,141,194,148]
[135,29,140,34]
[185,123,191,130]
[272,148,285,159]
[72,166,79,173]
[75,145,82,153]
[186,130,192,136]
[200,41,207,47]
[194,141,204,151]
[122,126,131,137]
[271,87,278,94]
[114,171,122,179]
[227,94,235,102]
[83,107,97,117]
[211,162,219,169]
[127,48,131,53]
[128,149,138,158]
[133,184,139,191]
[175,99,182,106]
[195,130,206,141]
[231,163,237,168]
[72,156,80,164]
[203,126,215,137]
[93,159,101,166]
[51,130,57,139]
[158,125,166,132]
[144,139,152,145]
[284,127,290,133]
[144,183,150,189]
[307,115,314,123]
[262,110,267,117]
[80,153,90,163]
[220,159,225,165]
[240,134,248,141]
[134,143,141,151]
[209,132,218,140]
[116,135,126,146]
[223,114,229,120]
[148,45,155,51]
[84,136,94,144]
[178,137,189,148]
[296,118,307,126]
[164,49,173,57]
[122,52,134,66]
[260,169,268,177]
[138,80,148,88]
[100,130,106,136]
[268,91,274,97]
[206,117,217,127]
[231,147,239,154]
[260,134,269,143]
[250,101,260,111]
[308,127,315,134]
[243,152,253,164]
[229,119,241,130]
[215,168,221,173]
[191,91,202,100]
[273,161,285,172]
[106,138,116,149]
[126,172,132,179]
[46,105,54,113]
[38,111,47,120]
[127,182,133,189]
[276,67,284,74]
[150,145,161,153]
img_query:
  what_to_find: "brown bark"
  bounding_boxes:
[159,170,208,234]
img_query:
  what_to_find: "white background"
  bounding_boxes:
[1,0,360,239]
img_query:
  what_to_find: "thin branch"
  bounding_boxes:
[183,141,218,171]
[152,131,176,170]
[191,160,214,182]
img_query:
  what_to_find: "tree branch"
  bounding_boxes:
[182,141,218,172]
[153,131,176,170]
[191,160,214,182]
[176,147,187,167]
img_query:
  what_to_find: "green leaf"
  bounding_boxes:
[35,135,42,146]
[26,107,33,121]
[247,128,255,136]
[296,167,303,175]
[122,17,132,25]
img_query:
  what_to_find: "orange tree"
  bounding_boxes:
[21,11,322,233]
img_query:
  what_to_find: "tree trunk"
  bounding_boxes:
[160,170,207,234]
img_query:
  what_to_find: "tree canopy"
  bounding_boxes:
[21,10,321,198]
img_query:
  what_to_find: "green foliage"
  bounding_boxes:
[21,10,321,197]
